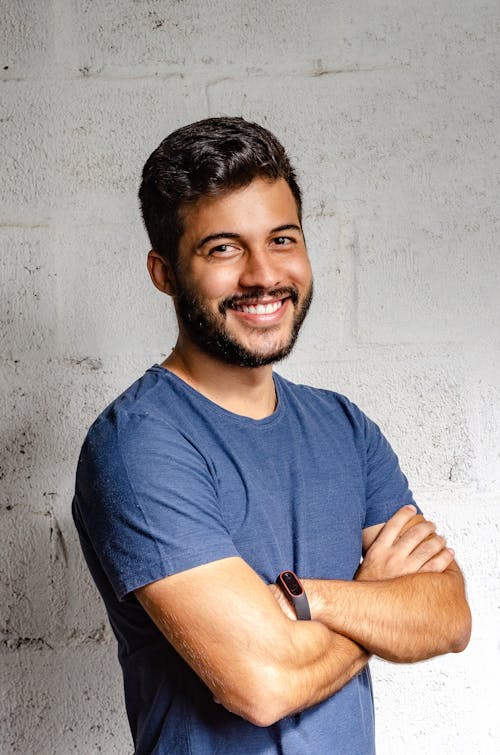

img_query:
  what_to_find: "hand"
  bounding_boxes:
[356,505,455,582]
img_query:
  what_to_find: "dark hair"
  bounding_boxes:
[138,116,302,263]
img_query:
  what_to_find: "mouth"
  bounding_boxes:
[230,299,285,315]
[220,288,298,317]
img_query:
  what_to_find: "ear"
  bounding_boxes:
[147,250,177,296]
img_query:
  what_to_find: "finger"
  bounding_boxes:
[373,530,443,577]
[372,505,419,548]
[407,533,447,567]
[418,548,455,574]
[397,520,437,554]
[397,512,426,537]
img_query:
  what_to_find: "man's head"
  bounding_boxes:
[139,116,302,266]
[141,118,312,368]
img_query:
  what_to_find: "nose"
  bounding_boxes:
[238,247,282,291]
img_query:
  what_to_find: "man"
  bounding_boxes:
[73,117,471,754]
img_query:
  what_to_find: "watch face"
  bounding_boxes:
[281,571,303,597]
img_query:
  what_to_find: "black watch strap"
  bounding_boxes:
[276,570,311,620]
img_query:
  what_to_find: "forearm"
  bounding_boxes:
[263,583,370,711]
[208,603,370,724]
[262,619,369,722]
[138,557,370,727]
[211,583,371,724]
[303,565,471,663]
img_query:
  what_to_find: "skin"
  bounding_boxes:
[138,177,472,727]
[147,177,313,418]
[302,509,469,663]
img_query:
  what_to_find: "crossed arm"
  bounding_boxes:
[135,505,471,727]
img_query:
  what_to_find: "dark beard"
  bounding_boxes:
[174,284,313,368]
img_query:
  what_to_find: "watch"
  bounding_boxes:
[276,570,311,620]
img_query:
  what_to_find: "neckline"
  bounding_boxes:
[150,364,284,426]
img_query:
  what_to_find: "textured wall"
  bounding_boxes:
[1,1,499,753]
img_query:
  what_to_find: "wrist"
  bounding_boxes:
[302,578,360,630]
[301,579,329,623]
[275,571,311,620]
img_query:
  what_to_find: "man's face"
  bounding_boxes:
[172,177,313,368]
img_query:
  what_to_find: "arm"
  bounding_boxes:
[136,556,369,727]
[80,414,370,726]
[135,506,466,724]
[302,506,472,663]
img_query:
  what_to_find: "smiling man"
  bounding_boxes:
[73,117,471,755]
[150,175,313,374]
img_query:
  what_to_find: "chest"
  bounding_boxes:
[207,417,366,581]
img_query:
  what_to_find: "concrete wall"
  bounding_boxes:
[1,1,499,752]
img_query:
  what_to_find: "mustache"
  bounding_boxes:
[219,287,299,314]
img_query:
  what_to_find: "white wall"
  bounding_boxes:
[1,2,499,753]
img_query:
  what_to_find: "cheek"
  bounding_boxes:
[288,255,313,287]
[191,267,239,301]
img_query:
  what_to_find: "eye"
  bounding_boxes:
[272,236,294,247]
[208,243,240,258]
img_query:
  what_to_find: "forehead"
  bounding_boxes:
[179,178,300,239]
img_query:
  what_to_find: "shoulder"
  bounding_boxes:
[275,373,372,431]
[79,366,202,475]
[90,364,177,428]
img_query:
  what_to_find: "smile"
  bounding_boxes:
[233,300,284,315]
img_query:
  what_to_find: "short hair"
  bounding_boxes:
[139,116,302,264]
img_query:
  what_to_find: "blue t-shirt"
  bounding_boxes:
[72,366,415,754]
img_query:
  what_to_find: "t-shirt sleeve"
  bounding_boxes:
[360,409,420,528]
[74,411,239,601]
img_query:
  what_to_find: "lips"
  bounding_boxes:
[232,300,284,315]
[220,287,299,316]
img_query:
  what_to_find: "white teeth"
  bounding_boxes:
[238,301,283,314]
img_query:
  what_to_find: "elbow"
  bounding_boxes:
[244,680,291,727]
[449,601,472,654]
[433,595,472,657]
[218,664,291,728]
[390,598,472,663]
[435,571,472,656]
[243,705,283,729]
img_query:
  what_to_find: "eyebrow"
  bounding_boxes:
[196,224,302,249]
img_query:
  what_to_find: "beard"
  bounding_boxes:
[174,283,313,368]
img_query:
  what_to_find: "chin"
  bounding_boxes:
[225,337,298,368]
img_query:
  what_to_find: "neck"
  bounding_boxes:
[161,338,277,420]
